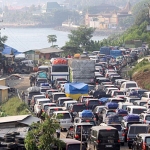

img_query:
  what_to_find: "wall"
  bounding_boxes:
[0,78,6,86]
[2,89,8,102]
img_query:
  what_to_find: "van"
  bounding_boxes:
[120,81,138,93]
[52,111,72,130]
[21,60,34,67]
[57,138,86,150]
[126,106,146,115]
[87,126,120,150]
[52,92,66,103]
[127,124,150,149]
[56,97,73,107]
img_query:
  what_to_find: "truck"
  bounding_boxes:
[68,59,95,84]
[50,58,69,81]
[110,50,122,58]
[100,46,111,55]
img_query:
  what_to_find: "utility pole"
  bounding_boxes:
[145,3,150,31]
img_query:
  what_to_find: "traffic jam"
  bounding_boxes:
[25,46,150,150]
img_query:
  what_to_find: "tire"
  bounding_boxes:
[7,143,18,148]
[15,137,24,144]
[128,145,132,149]
[4,137,15,142]
[121,142,124,146]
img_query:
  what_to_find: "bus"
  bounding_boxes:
[50,64,69,81]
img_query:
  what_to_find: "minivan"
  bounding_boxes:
[87,126,120,150]
[127,124,150,149]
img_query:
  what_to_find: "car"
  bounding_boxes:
[107,97,125,103]
[100,123,125,146]
[74,117,96,126]
[62,100,77,110]
[52,111,73,130]
[140,113,150,124]
[126,106,147,115]
[46,107,64,117]
[105,87,119,95]
[127,124,150,149]
[142,92,150,101]
[132,133,150,150]
[52,92,66,103]
[126,87,141,97]
[56,97,73,107]
[45,89,58,99]
[118,102,133,111]
[110,90,126,99]
[34,98,51,116]
[133,100,147,106]
[124,97,141,104]
[78,95,93,103]
[66,122,93,143]
[41,103,56,112]
[87,126,120,150]
[84,99,100,110]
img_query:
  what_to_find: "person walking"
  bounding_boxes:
[56,128,60,138]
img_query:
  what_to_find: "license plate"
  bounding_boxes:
[106,145,112,147]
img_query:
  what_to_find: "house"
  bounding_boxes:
[42,2,61,13]
[23,50,39,60]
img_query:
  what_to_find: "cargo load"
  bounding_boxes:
[38,72,47,78]
[99,97,109,104]
[105,114,120,124]
[105,102,118,109]
[79,110,93,118]
[123,115,140,122]
[116,109,128,116]
[52,58,68,65]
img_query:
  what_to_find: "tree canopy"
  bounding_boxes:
[47,35,57,46]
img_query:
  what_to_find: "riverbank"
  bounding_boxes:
[0,23,124,36]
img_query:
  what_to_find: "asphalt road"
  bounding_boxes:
[60,132,130,150]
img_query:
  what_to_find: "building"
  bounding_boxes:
[85,1,132,29]
[42,2,61,13]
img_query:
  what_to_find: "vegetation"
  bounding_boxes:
[25,116,65,150]
[47,35,57,46]
[1,97,30,116]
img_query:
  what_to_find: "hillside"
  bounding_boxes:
[131,60,150,90]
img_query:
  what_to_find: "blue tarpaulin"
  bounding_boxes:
[64,82,88,94]
[2,45,21,55]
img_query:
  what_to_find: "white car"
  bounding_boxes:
[126,106,147,115]
[142,92,150,101]
[62,100,77,110]
[52,111,73,130]
[118,102,133,110]
[34,98,51,116]
[110,90,126,98]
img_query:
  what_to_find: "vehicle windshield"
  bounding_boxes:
[122,105,128,110]
[67,144,82,150]
[140,102,147,106]
[106,111,116,116]
[88,100,99,106]
[99,130,118,138]
[127,122,142,129]
[38,68,48,72]
[52,66,68,72]
[130,99,140,103]
[41,89,50,92]
[109,125,121,131]
[60,99,72,105]
[44,105,55,111]
[72,105,86,112]
[56,113,70,119]
[76,125,92,133]
[129,126,147,134]
[54,94,66,101]
[146,137,150,144]
[34,96,45,101]
[39,100,50,105]
[29,92,41,99]
[145,116,150,121]
[133,109,146,114]
[114,91,124,95]
[126,83,137,88]
[49,108,62,114]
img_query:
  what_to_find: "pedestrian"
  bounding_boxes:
[21,91,25,101]
[56,128,60,138]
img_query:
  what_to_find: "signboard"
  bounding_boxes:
[147,25,150,31]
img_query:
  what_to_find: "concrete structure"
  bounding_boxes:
[85,1,132,29]
[0,78,6,86]
[0,85,9,102]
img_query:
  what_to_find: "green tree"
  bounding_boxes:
[0,35,8,51]
[25,116,64,150]
[47,35,57,46]
[66,26,95,52]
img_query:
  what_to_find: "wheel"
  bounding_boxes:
[121,142,124,146]
[7,143,18,149]
[128,145,132,149]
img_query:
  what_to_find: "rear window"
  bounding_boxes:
[39,101,50,105]
[72,105,86,112]
[145,137,150,144]
[126,83,137,88]
[41,89,49,92]
[129,126,147,134]
[54,94,66,101]
[34,96,45,101]
[122,105,128,110]
[133,109,146,114]
[99,130,118,138]
[145,116,150,121]
[140,102,147,106]
[130,99,140,103]
[49,108,62,114]
[111,100,125,103]
[127,122,142,129]
[67,144,81,150]
[88,100,99,105]
[56,113,71,119]
[77,125,92,133]
[109,125,121,131]
[44,105,56,111]
[29,92,41,99]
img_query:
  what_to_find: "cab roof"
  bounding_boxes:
[91,126,117,131]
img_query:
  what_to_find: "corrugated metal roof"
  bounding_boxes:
[0,85,9,90]
[0,115,29,123]
[35,47,63,54]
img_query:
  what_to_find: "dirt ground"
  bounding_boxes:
[133,70,150,90]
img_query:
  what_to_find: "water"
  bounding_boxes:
[1,28,107,52]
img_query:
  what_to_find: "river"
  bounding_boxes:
[1,28,107,52]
